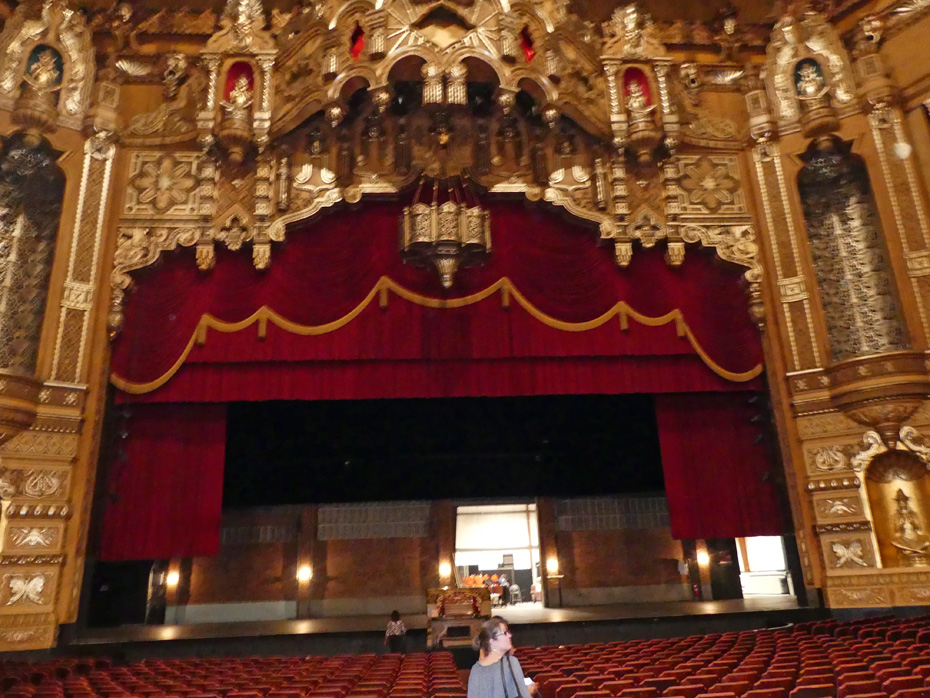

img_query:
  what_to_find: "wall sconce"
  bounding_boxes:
[546,558,559,575]
[696,550,711,567]
[297,565,313,582]
[438,561,452,579]
[166,570,180,587]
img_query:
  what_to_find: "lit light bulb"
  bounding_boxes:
[893,141,913,159]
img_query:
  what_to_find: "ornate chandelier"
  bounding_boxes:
[400,177,491,289]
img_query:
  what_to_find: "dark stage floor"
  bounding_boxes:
[40,596,831,663]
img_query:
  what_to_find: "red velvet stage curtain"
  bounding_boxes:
[655,392,785,540]
[99,403,227,561]
[111,201,763,402]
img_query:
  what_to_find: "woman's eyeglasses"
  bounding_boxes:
[492,630,512,639]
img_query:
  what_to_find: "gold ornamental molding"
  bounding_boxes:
[847,0,930,44]
[110,275,763,395]
[0,0,96,132]
[102,0,773,339]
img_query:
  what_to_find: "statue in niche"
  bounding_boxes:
[222,74,253,122]
[13,46,64,145]
[23,49,62,96]
[626,81,654,117]
[795,60,828,100]
[891,488,930,565]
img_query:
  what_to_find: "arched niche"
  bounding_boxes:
[866,449,930,568]
[796,135,908,362]
[0,133,65,375]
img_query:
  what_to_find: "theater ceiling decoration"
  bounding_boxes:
[0,0,928,649]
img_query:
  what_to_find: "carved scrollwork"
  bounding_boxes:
[0,467,20,499]
[831,540,870,567]
[22,470,64,498]
[9,527,57,548]
[680,224,761,284]
[851,431,888,471]
[109,225,201,336]
[3,574,47,606]
[682,108,741,146]
[124,55,203,145]
[899,426,930,465]
[813,446,849,472]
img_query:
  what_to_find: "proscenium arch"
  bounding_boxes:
[110,196,764,395]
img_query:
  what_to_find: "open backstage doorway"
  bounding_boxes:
[454,503,541,608]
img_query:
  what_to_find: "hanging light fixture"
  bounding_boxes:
[399,176,491,288]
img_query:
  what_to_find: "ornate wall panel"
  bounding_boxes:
[50,135,116,384]
[869,106,930,345]
[797,139,908,362]
[752,141,823,372]
[2,0,930,648]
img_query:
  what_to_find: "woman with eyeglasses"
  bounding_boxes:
[467,617,536,698]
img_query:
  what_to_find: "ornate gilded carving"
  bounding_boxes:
[0,135,64,378]
[22,470,66,498]
[110,225,201,335]
[831,540,870,567]
[106,0,768,333]
[125,153,200,216]
[812,446,849,473]
[798,137,908,362]
[51,133,116,383]
[677,156,743,215]
[851,431,888,472]
[9,528,58,549]
[890,488,930,565]
[602,5,666,60]
[3,574,47,606]
[0,0,95,130]
[764,11,856,132]
[815,497,862,518]
[124,54,202,145]
[830,586,890,606]
[806,477,861,492]
[2,431,78,458]
[0,467,68,499]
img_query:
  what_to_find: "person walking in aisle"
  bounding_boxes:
[467,617,536,698]
[384,610,407,653]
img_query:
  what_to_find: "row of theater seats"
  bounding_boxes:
[3,614,930,698]
[516,614,930,698]
[0,652,466,698]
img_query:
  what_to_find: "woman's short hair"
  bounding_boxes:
[391,610,401,622]
[472,616,509,653]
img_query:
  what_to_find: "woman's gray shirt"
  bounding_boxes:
[467,656,532,698]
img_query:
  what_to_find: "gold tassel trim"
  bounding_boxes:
[111,276,762,394]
